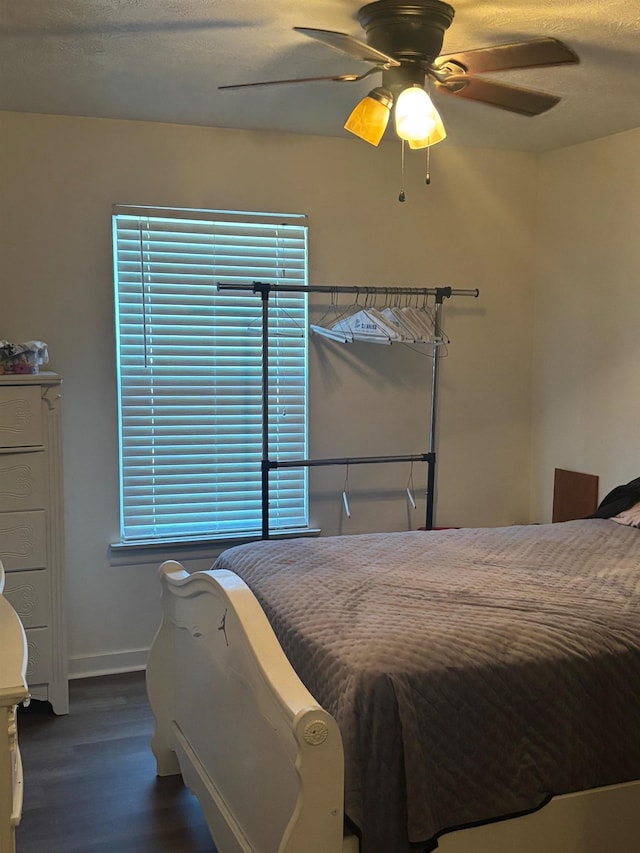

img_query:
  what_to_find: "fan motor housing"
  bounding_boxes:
[357,0,455,63]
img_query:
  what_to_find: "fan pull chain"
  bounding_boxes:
[399,140,406,203]
[425,143,431,185]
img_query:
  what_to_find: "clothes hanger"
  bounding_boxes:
[310,288,354,342]
[313,287,383,343]
[342,464,351,518]
[247,293,305,339]
[380,293,421,342]
[330,289,376,341]
[397,293,435,344]
[406,461,417,509]
[358,291,407,343]
[414,293,437,341]
[336,291,399,345]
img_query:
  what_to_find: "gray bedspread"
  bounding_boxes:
[213,520,640,852]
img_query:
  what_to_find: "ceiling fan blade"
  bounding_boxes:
[293,26,400,67]
[437,76,561,116]
[437,37,579,75]
[219,71,375,91]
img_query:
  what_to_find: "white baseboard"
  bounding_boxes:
[68,647,149,679]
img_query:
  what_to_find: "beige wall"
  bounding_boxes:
[532,127,640,520]
[0,111,537,675]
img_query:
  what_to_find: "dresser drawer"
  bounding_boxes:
[0,510,47,571]
[24,626,53,685]
[0,386,43,448]
[0,452,46,513]
[2,569,50,629]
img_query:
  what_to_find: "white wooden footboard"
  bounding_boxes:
[146,560,640,853]
[146,561,356,853]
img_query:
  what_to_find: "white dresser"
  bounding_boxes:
[0,373,68,715]
[0,561,29,853]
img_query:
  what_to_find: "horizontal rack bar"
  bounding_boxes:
[218,282,479,298]
[267,452,434,469]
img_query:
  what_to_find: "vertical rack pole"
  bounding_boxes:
[426,286,451,529]
[256,282,271,540]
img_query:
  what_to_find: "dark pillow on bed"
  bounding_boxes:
[588,475,640,519]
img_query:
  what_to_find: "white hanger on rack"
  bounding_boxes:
[311,289,357,343]
[247,296,305,338]
[340,308,395,344]
[311,287,448,348]
[342,465,351,518]
[406,462,417,510]
[388,293,433,344]
[310,323,353,343]
[311,289,397,344]
[380,305,420,343]
[328,292,399,345]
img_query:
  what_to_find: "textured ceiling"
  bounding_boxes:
[2,0,640,151]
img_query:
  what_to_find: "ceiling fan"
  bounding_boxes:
[219,0,579,148]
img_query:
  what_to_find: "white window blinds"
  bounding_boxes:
[112,206,309,543]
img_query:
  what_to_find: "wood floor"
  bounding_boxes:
[16,671,217,853]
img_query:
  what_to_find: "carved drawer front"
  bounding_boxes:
[0,452,46,513]
[23,626,53,686]
[0,510,47,571]
[0,386,43,448]
[2,569,50,629]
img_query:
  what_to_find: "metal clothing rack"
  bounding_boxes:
[217,281,479,539]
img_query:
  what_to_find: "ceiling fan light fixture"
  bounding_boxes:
[406,115,447,149]
[395,85,446,147]
[344,87,393,146]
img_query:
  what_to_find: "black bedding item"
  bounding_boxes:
[588,475,640,518]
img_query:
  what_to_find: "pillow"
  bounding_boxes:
[610,500,640,527]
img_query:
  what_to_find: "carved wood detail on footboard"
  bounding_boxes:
[146,561,351,853]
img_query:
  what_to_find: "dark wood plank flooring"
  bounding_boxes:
[16,671,217,853]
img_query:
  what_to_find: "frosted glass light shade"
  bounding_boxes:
[344,88,393,146]
[395,86,446,148]
[407,117,446,149]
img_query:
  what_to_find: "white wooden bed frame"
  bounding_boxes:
[0,562,29,853]
[146,560,640,853]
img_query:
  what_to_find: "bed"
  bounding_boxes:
[146,514,640,853]
[0,561,29,853]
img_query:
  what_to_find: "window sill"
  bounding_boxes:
[108,527,321,567]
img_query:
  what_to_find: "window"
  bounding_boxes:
[112,205,308,544]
